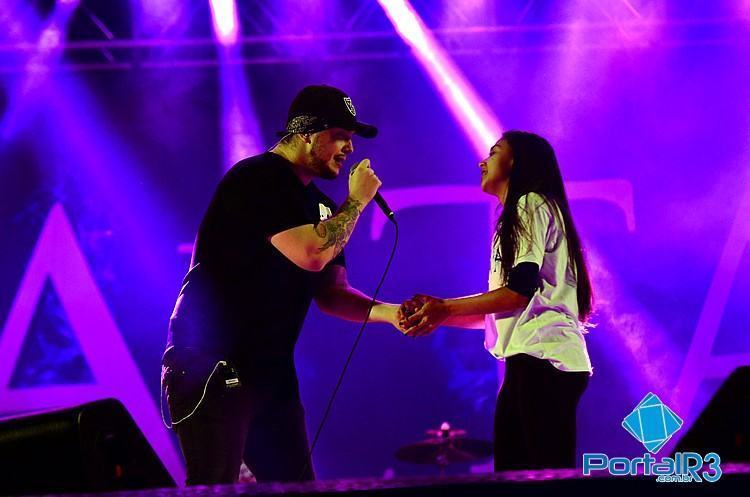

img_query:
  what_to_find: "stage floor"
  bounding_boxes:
[46,463,750,497]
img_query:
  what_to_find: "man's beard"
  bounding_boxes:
[309,155,337,179]
[309,140,338,179]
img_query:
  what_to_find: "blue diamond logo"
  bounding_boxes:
[622,392,683,453]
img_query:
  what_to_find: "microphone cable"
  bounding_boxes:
[299,215,399,480]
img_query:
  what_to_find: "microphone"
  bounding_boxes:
[350,159,396,223]
[374,193,396,223]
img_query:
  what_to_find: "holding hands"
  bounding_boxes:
[397,294,450,337]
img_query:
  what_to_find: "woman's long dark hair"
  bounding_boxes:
[495,131,593,321]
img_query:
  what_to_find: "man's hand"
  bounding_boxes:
[398,294,450,337]
[375,303,409,335]
[348,159,381,205]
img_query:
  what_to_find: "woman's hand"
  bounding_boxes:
[398,296,422,322]
[399,294,451,337]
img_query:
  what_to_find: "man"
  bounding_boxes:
[162,85,403,485]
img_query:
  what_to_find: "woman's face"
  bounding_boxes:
[479,138,513,196]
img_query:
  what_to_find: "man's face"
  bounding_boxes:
[479,139,513,195]
[306,128,355,179]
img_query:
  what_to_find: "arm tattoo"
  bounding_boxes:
[315,197,362,256]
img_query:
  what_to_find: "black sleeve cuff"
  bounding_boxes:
[507,262,540,299]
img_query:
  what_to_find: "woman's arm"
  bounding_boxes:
[443,314,486,329]
[400,287,529,336]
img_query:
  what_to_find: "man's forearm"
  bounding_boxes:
[269,196,364,272]
[313,196,362,263]
[317,284,397,324]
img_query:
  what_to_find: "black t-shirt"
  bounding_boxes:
[166,152,345,386]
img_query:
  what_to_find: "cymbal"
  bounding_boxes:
[426,421,467,439]
[395,438,493,466]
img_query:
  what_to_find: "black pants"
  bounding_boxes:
[162,348,314,485]
[494,353,589,471]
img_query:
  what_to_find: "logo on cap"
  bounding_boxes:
[343,97,356,117]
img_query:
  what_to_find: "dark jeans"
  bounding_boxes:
[494,353,589,471]
[162,348,314,485]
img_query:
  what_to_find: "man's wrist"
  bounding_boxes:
[344,195,365,212]
[371,302,395,323]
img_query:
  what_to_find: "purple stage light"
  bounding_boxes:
[220,54,263,170]
[36,25,62,53]
[135,0,187,37]
[270,0,329,57]
[208,0,262,169]
[439,0,487,28]
[377,0,502,157]
[40,74,180,293]
[1,0,77,139]
[208,0,239,46]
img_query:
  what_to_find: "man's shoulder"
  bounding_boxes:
[228,152,284,175]
[221,152,294,187]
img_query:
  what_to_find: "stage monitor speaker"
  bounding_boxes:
[674,366,750,461]
[0,398,176,495]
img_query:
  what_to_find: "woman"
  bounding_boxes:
[399,131,593,471]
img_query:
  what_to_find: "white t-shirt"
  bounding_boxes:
[484,192,593,374]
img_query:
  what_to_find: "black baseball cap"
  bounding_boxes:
[278,85,378,139]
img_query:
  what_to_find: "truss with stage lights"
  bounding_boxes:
[0,0,748,73]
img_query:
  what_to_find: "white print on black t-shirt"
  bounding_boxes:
[319,203,333,221]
